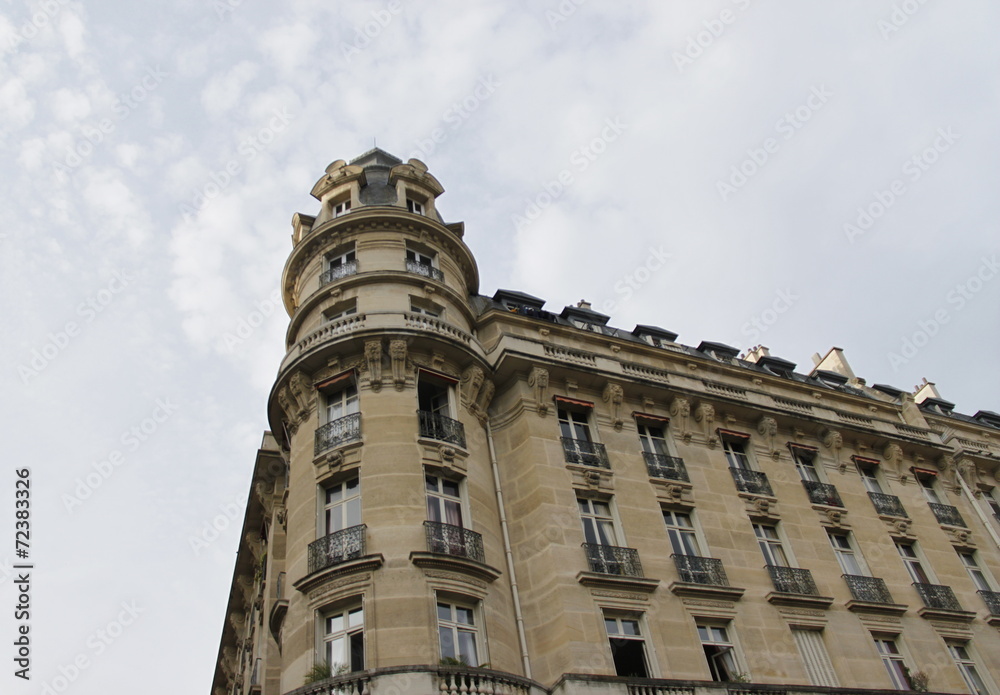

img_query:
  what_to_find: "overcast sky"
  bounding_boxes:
[1,1,998,693]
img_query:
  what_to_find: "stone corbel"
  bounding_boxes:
[821,427,845,473]
[825,508,844,526]
[669,397,691,443]
[364,340,383,391]
[245,531,263,561]
[956,458,982,495]
[475,380,495,425]
[253,480,275,516]
[228,611,246,634]
[275,505,287,531]
[461,365,485,410]
[237,575,255,604]
[221,647,238,676]
[389,339,407,390]
[757,416,779,460]
[695,403,716,448]
[891,518,912,536]
[528,366,550,416]
[603,382,625,431]
[883,442,905,483]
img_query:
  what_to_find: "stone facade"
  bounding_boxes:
[212,150,1000,695]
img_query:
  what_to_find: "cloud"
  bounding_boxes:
[200,60,259,119]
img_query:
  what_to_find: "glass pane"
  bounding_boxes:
[597,519,617,546]
[680,532,700,556]
[456,606,474,625]
[348,606,363,627]
[439,625,455,659]
[622,620,640,636]
[327,635,345,666]
[427,497,442,523]
[350,631,364,671]
[425,474,438,492]
[346,478,359,494]
[443,479,460,497]
[593,501,611,517]
[605,618,619,635]
[437,603,451,621]
[327,613,344,634]
[346,499,361,527]
[328,485,342,503]
[457,629,478,666]
[444,499,463,527]
[697,625,710,641]
[581,518,599,545]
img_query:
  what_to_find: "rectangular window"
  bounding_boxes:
[437,600,481,666]
[792,629,839,687]
[698,623,741,682]
[559,407,592,442]
[426,474,463,527]
[957,550,992,592]
[754,523,790,567]
[326,382,359,422]
[579,497,618,546]
[418,375,451,416]
[637,423,667,456]
[873,636,911,690]
[409,297,443,318]
[332,199,351,217]
[406,198,425,215]
[322,604,364,672]
[984,488,1000,520]
[895,541,931,584]
[604,614,650,677]
[916,470,942,504]
[948,642,992,695]
[324,300,358,323]
[722,436,752,470]
[856,460,884,494]
[663,510,701,556]
[791,447,821,483]
[828,530,865,576]
[323,477,361,534]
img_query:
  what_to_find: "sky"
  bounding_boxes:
[0,1,998,693]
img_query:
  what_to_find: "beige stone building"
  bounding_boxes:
[212,149,1000,695]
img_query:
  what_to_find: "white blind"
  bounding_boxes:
[792,629,839,687]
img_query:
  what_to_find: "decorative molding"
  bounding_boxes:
[821,427,845,472]
[528,366,549,417]
[757,416,778,459]
[389,339,407,390]
[883,442,905,483]
[461,365,485,410]
[603,382,625,431]
[364,340,383,391]
[695,403,717,448]
[670,397,691,443]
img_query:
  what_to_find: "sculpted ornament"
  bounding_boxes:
[821,427,845,472]
[603,383,625,431]
[883,443,905,483]
[825,508,843,526]
[528,366,550,416]
[956,459,982,494]
[364,340,383,391]
[475,380,496,425]
[389,339,407,390]
[461,365,485,409]
[670,397,691,442]
[695,403,716,447]
[757,416,778,458]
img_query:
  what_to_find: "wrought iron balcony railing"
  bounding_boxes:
[424,521,484,563]
[729,467,773,496]
[319,259,358,286]
[978,590,1000,616]
[406,259,444,282]
[913,583,963,611]
[418,411,466,448]
[583,543,644,577]
[643,452,689,482]
[672,554,730,586]
[561,437,610,468]
[767,565,820,595]
[868,492,908,518]
[801,480,844,507]
[843,574,896,604]
[314,413,361,454]
[307,524,367,573]
[929,503,967,527]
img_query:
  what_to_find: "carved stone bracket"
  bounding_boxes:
[389,339,407,390]
[475,381,495,425]
[741,493,780,521]
[567,464,614,493]
[757,416,778,459]
[603,382,625,431]
[821,427,845,473]
[670,397,691,443]
[695,403,717,448]
[529,366,550,417]
[364,339,383,391]
[461,365,485,409]
[277,370,313,433]
[956,457,982,495]
[883,443,905,483]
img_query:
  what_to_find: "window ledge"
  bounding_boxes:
[292,553,384,595]
[986,615,1000,628]
[668,582,745,602]
[577,571,660,594]
[410,551,502,583]
[766,592,835,609]
[917,607,977,624]
[845,600,908,617]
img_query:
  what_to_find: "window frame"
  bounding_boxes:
[894,539,933,585]
[827,529,868,576]
[637,421,669,456]
[790,446,822,483]
[855,459,886,494]
[947,641,994,695]
[721,435,754,471]
[409,296,444,318]
[956,549,994,592]
[662,509,703,557]
[320,475,362,536]
[871,634,912,691]
[696,621,746,682]
[417,371,456,418]
[330,197,352,218]
[791,628,839,687]
[436,597,485,667]
[578,496,621,547]
[324,299,359,323]
[317,600,365,673]
[406,197,425,216]
[323,379,359,424]
[753,522,792,568]
[425,471,466,529]
[603,611,653,678]
[915,470,943,504]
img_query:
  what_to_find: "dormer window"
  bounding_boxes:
[406,198,424,215]
[332,198,351,217]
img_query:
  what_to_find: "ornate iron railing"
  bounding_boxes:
[319,259,358,286]
[868,492,908,518]
[418,411,466,448]
[314,413,361,454]
[729,467,773,496]
[843,574,895,604]
[643,452,689,482]
[672,554,730,586]
[561,437,610,468]
[406,259,444,282]
[307,524,367,573]
[582,543,643,577]
[913,583,963,611]
[767,565,819,595]
[424,521,484,563]
[802,480,843,507]
[929,503,966,527]
[978,590,1000,616]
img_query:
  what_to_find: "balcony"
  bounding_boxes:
[307,524,367,573]
[766,565,819,595]
[978,590,1000,616]
[319,259,358,286]
[843,574,896,604]
[928,503,966,527]
[672,554,729,586]
[561,437,610,468]
[643,452,689,482]
[406,259,444,282]
[418,411,466,448]
[867,492,907,518]
[729,467,773,496]
[424,521,484,563]
[913,583,962,611]
[582,543,644,577]
[314,413,361,454]
[801,480,843,508]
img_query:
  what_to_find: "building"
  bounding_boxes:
[212,149,1000,695]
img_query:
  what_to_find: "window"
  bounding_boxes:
[895,541,931,584]
[792,629,839,687]
[663,510,701,556]
[323,477,361,534]
[417,372,464,446]
[948,642,992,695]
[559,406,606,466]
[754,523,790,567]
[604,614,650,677]
[559,407,592,442]
[579,497,618,546]
[722,436,752,470]
[828,530,865,576]
[321,604,364,672]
[406,247,434,266]
[916,471,942,504]
[322,246,358,286]
[856,460,885,494]
[697,623,742,682]
[406,198,424,215]
[437,600,482,666]
[324,300,358,323]
[325,382,359,423]
[418,374,452,417]
[637,423,668,456]
[426,474,463,527]
[409,297,443,318]
[957,550,992,592]
[791,447,821,483]
[332,198,351,217]
[873,636,911,690]
[984,488,1000,520]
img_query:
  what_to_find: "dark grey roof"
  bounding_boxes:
[633,325,679,342]
[349,147,403,169]
[493,289,546,308]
